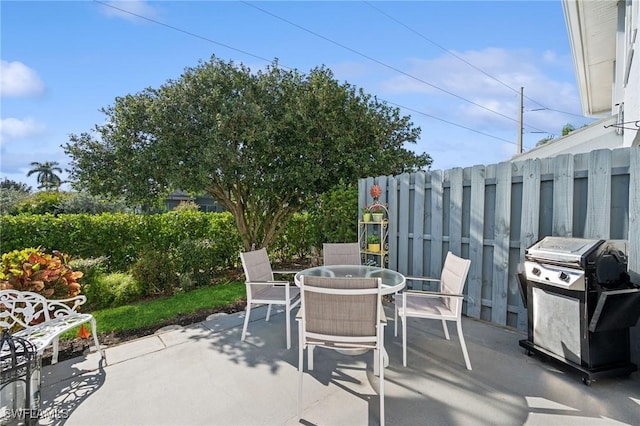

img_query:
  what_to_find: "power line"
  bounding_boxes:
[241,1,526,128]
[91,0,531,148]
[385,101,522,146]
[364,1,583,131]
[93,0,284,69]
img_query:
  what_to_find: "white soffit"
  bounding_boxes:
[562,0,618,116]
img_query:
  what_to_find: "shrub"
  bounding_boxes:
[271,213,314,261]
[0,211,242,273]
[12,191,72,215]
[56,192,130,214]
[309,179,358,245]
[0,188,31,214]
[85,272,144,309]
[0,248,83,298]
[70,256,109,294]
[173,200,200,212]
[173,239,219,288]
[130,249,178,296]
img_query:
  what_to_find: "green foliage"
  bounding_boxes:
[0,212,242,272]
[271,213,315,261]
[0,188,31,214]
[12,191,71,215]
[562,123,575,136]
[172,239,220,288]
[536,135,554,146]
[64,56,431,251]
[0,178,31,193]
[0,248,83,298]
[84,272,144,309]
[70,256,108,292]
[173,200,200,212]
[309,180,358,245]
[367,234,381,244]
[27,161,63,192]
[56,192,130,214]
[130,249,178,296]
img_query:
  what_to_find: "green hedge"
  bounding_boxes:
[0,212,242,272]
[0,183,358,273]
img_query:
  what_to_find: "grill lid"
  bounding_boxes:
[526,237,604,265]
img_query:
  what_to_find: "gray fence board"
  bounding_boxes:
[586,149,612,238]
[359,147,638,335]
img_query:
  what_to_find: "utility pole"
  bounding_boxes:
[517,86,523,154]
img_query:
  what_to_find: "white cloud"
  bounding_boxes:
[0,117,46,145]
[0,61,45,98]
[99,1,159,22]
[380,47,582,134]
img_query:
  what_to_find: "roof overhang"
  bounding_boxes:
[562,0,618,117]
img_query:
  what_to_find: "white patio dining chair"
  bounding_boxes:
[239,248,300,349]
[322,242,362,265]
[395,251,473,370]
[297,275,386,425]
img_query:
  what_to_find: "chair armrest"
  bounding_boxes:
[403,290,464,298]
[246,280,290,286]
[273,270,300,275]
[404,276,440,283]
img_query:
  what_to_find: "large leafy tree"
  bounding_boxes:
[26,161,63,191]
[64,57,431,250]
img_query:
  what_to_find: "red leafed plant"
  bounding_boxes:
[0,248,83,298]
[370,184,382,200]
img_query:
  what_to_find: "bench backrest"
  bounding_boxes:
[0,290,87,332]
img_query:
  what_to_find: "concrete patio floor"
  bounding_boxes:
[38,304,640,426]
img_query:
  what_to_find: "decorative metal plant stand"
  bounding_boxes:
[1,330,41,426]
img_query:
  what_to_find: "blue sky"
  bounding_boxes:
[1,0,593,190]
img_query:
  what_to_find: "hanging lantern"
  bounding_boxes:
[1,330,41,426]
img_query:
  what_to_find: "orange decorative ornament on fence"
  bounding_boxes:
[370,184,382,200]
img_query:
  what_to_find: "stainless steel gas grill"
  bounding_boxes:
[518,236,640,385]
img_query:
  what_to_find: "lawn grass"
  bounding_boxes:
[73,281,246,336]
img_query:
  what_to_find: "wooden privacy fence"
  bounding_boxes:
[359,147,640,334]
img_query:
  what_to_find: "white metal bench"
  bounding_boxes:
[0,289,106,364]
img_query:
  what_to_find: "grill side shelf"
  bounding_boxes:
[588,288,640,332]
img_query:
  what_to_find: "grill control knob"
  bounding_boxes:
[559,271,569,281]
[532,267,541,276]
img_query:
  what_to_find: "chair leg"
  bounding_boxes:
[379,334,385,426]
[266,304,272,321]
[308,345,314,370]
[298,324,304,419]
[285,303,291,349]
[374,348,380,376]
[442,319,450,340]
[402,312,407,367]
[241,303,252,341]
[394,302,398,337]
[457,320,472,370]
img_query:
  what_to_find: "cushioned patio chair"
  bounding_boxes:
[322,242,362,266]
[240,248,300,349]
[297,275,386,425]
[395,251,473,370]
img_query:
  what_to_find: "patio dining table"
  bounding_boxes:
[293,264,406,295]
[294,265,405,369]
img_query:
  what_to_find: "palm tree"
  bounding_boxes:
[27,161,63,191]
